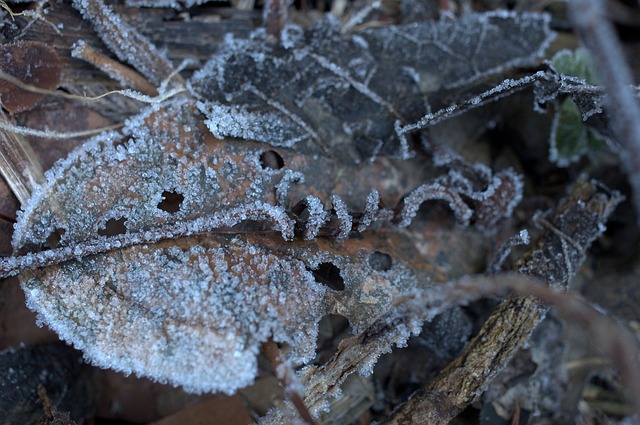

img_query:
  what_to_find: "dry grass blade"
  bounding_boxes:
[0,120,44,204]
[71,0,179,87]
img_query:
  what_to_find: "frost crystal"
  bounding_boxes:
[299,195,329,240]
[22,240,327,394]
[275,169,305,206]
[357,189,381,232]
[398,183,473,227]
[330,194,352,240]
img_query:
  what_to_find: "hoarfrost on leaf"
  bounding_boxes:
[190,11,554,161]
[11,99,441,395]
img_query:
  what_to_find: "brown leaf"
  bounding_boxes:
[0,41,62,114]
[12,101,444,395]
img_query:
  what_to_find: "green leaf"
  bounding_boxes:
[551,48,599,84]
[548,49,606,165]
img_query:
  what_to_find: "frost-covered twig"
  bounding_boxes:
[568,0,640,222]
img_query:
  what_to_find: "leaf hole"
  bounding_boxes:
[157,190,184,214]
[292,200,311,221]
[98,217,127,236]
[369,251,393,272]
[259,150,284,170]
[308,262,345,291]
[45,228,66,249]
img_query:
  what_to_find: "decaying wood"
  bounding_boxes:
[386,177,623,424]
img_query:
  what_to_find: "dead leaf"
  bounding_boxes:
[12,101,443,394]
[192,11,555,161]
[0,41,62,114]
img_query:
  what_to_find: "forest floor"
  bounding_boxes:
[1,0,640,424]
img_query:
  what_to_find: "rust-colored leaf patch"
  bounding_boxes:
[0,41,62,114]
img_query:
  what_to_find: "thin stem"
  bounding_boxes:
[568,0,640,222]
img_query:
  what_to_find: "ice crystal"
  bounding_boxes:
[299,195,329,240]
[397,182,473,227]
[357,189,381,232]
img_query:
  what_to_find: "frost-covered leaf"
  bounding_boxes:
[547,49,608,166]
[5,3,544,402]
[12,101,444,394]
[551,48,599,85]
[190,11,554,161]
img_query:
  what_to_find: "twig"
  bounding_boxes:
[262,339,317,425]
[568,0,640,223]
[384,177,623,424]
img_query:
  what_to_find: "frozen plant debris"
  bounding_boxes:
[2,0,582,416]
[190,11,555,161]
[10,100,441,394]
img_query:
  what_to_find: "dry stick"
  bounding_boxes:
[262,339,317,425]
[568,0,640,223]
[398,274,640,423]
[385,177,622,424]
